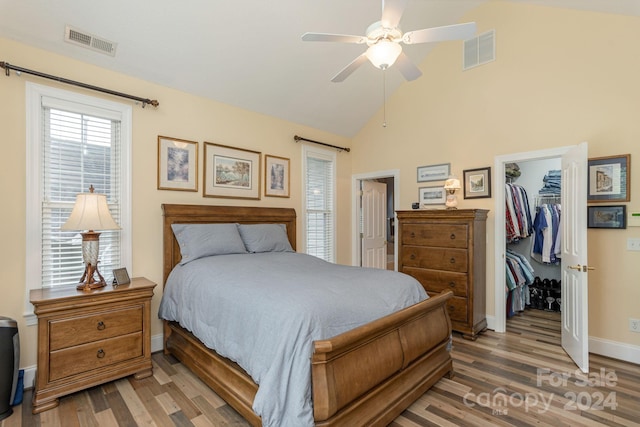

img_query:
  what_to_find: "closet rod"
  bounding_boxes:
[294,135,350,152]
[1,61,159,108]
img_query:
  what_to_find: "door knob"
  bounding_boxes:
[568,264,595,272]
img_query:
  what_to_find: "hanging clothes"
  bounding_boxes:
[531,203,561,264]
[505,249,535,317]
[505,183,533,243]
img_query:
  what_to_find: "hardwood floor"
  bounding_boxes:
[3,309,639,426]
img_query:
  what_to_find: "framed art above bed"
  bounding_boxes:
[203,142,261,199]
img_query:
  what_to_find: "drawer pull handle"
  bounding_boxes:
[97,321,106,331]
[410,254,416,260]
[450,233,456,240]
[410,232,415,238]
[449,282,456,288]
[448,306,455,312]
[450,257,456,264]
[97,349,105,359]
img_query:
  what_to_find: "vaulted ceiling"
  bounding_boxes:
[1,0,638,137]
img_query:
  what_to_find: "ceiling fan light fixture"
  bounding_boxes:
[366,39,402,69]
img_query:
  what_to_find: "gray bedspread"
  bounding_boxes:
[158,252,427,427]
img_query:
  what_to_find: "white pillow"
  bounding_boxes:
[237,223,294,253]
[172,223,247,265]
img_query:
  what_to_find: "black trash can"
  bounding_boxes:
[0,317,19,421]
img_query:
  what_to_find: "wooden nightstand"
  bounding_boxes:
[30,277,156,414]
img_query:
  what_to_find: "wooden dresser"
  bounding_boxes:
[397,209,488,340]
[30,277,156,414]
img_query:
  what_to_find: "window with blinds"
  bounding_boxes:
[26,83,131,293]
[42,107,121,287]
[303,146,336,262]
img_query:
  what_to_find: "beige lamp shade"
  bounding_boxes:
[444,178,461,190]
[61,187,120,232]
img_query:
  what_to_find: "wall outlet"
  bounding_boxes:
[630,318,640,333]
[627,238,640,251]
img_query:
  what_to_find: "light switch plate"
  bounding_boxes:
[627,238,640,251]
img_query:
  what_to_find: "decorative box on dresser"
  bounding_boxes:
[29,277,156,414]
[397,209,488,340]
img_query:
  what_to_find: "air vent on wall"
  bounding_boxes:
[65,25,117,56]
[463,29,495,70]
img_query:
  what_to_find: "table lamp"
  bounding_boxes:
[61,185,120,291]
[444,176,461,209]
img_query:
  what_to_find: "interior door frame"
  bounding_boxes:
[493,146,572,333]
[352,169,400,268]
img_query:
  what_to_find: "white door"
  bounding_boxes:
[361,180,387,269]
[561,142,589,373]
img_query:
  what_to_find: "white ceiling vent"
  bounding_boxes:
[65,26,117,56]
[463,29,495,70]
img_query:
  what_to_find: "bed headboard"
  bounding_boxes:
[162,204,297,286]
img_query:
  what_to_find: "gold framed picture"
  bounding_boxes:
[264,155,290,198]
[203,142,261,199]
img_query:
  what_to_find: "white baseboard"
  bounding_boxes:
[589,336,640,365]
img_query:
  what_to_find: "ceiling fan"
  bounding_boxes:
[301,0,476,82]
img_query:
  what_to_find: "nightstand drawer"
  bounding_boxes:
[401,246,468,273]
[49,332,143,381]
[401,224,468,248]
[402,267,468,297]
[49,306,143,351]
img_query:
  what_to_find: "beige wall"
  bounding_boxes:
[352,2,640,348]
[0,37,352,369]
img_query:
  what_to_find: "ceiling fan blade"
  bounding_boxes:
[302,32,366,44]
[403,22,477,44]
[395,52,422,81]
[331,53,369,82]
[381,0,409,29]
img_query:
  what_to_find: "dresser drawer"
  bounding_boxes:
[49,306,143,351]
[401,224,468,248]
[446,297,468,323]
[403,267,468,297]
[49,332,143,381]
[402,246,468,273]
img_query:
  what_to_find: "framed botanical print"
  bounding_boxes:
[265,155,290,198]
[157,136,198,191]
[203,142,261,199]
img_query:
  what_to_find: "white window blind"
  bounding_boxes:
[41,104,121,287]
[303,147,336,262]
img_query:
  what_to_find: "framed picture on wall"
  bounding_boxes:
[463,167,492,199]
[587,154,630,202]
[587,205,626,229]
[264,155,290,198]
[157,136,198,191]
[419,186,446,206]
[203,142,261,199]
[417,163,450,182]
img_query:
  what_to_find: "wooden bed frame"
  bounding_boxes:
[162,204,454,426]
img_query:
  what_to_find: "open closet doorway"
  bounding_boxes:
[494,143,590,372]
[504,158,562,330]
[352,170,400,270]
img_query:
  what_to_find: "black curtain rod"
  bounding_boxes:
[293,135,350,152]
[0,61,159,108]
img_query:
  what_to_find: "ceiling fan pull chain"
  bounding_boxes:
[382,70,387,128]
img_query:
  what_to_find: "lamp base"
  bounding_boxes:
[77,262,107,292]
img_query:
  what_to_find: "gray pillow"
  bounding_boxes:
[237,223,294,253]
[172,223,247,265]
